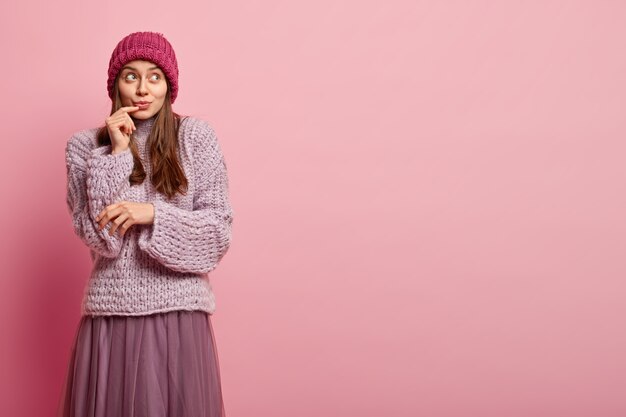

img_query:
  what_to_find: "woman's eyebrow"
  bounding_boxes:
[121,65,162,71]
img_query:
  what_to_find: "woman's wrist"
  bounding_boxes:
[111,145,129,155]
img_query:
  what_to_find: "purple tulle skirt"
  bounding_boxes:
[56,310,225,417]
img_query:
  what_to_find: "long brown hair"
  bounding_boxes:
[96,76,189,201]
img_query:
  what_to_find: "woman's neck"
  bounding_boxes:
[132,114,157,142]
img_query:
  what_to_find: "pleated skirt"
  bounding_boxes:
[56,310,226,417]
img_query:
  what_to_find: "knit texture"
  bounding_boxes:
[65,115,233,316]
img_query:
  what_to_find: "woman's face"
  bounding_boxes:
[117,59,167,119]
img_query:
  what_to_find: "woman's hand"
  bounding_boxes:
[95,202,155,237]
[105,106,140,153]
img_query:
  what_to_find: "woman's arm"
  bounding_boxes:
[65,132,134,258]
[137,124,233,274]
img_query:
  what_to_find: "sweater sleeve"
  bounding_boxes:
[65,133,134,258]
[137,125,233,274]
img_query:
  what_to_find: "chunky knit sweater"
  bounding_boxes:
[64,114,233,316]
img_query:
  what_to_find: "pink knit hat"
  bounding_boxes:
[107,31,179,103]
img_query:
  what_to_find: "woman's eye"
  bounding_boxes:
[124,73,160,81]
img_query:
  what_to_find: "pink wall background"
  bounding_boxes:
[1,1,625,416]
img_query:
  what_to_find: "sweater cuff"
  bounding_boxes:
[137,199,227,274]
[85,145,134,201]
[137,199,195,254]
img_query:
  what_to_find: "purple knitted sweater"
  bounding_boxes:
[64,115,233,316]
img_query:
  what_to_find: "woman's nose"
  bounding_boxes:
[137,80,148,94]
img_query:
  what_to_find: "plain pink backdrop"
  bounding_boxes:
[1,1,625,416]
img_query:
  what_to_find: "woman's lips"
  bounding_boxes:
[134,102,151,109]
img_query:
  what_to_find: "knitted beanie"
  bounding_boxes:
[107,31,179,103]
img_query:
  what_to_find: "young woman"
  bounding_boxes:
[56,31,232,417]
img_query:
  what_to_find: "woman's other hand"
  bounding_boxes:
[95,202,155,237]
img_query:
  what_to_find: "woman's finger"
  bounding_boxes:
[118,217,134,237]
[97,203,122,229]
[108,212,128,236]
[119,106,140,113]
[127,114,136,132]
